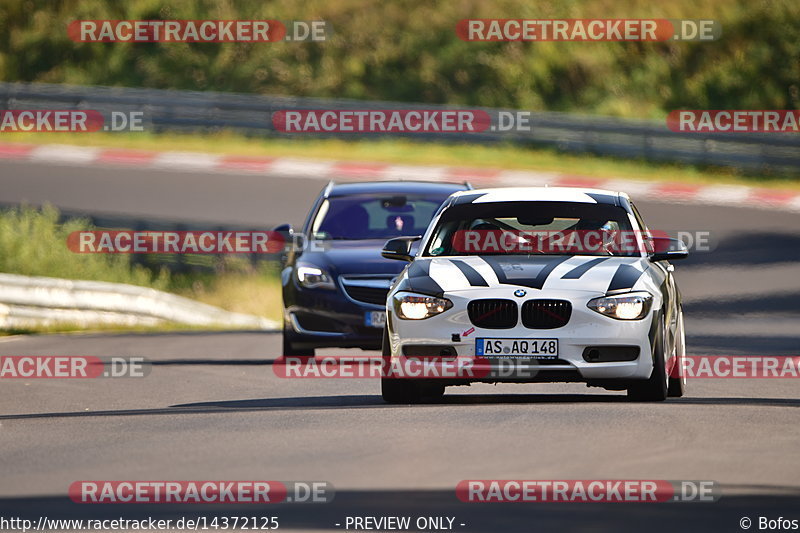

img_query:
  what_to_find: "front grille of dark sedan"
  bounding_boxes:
[293,312,344,333]
[468,299,518,329]
[343,285,390,306]
[521,299,572,329]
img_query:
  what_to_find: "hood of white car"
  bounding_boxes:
[400,255,652,297]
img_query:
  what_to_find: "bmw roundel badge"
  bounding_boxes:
[514,289,526,297]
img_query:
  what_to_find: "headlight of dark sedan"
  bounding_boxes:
[296,263,336,290]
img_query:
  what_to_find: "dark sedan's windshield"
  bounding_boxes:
[424,201,641,257]
[311,193,447,240]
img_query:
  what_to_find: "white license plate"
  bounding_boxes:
[476,338,558,358]
[365,311,386,328]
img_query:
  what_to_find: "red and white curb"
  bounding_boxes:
[2,142,799,212]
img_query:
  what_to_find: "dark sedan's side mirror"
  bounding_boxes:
[382,236,421,262]
[272,224,294,264]
[273,223,293,236]
[649,237,689,262]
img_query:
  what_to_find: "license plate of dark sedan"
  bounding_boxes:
[476,338,559,358]
[365,311,386,328]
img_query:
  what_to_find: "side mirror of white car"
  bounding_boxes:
[381,236,421,262]
[649,237,689,262]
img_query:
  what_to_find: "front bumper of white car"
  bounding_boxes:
[387,288,658,384]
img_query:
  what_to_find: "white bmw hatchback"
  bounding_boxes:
[380,187,688,403]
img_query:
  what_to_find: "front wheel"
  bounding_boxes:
[282,327,314,358]
[627,316,668,402]
[667,309,686,398]
[379,326,445,404]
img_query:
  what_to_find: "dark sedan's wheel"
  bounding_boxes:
[282,327,314,358]
[627,316,668,402]
[380,326,445,404]
[667,309,686,398]
[381,378,422,403]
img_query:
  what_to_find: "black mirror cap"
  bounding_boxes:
[272,224,294,265]
[649,238,689,262]
[381,236,422,262]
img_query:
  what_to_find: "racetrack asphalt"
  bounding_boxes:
[1,159,798,532]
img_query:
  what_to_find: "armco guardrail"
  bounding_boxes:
[1,81,798,172]
[0,273,277,330]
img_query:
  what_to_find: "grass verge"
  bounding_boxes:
[0,205,282,335]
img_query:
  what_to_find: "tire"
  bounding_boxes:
[381,378,423,404]
[422,382,446,401]
[380,326,445,404]
[282,326,314,358]
[381,378,445,403]
[667,309,686,398]
[627,315,668,402]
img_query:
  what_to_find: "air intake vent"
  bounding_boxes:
[343,285,390,305]
[521,299,571,329]
[468,299,518,329]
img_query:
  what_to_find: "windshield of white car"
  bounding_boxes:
[423,201,642,257]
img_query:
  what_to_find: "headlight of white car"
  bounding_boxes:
[392,292,452,320]
[587,291,653,320]
[296,264,335,290]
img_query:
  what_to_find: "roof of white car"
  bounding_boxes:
[450,186,628,205]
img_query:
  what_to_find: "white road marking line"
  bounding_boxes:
[382,165,449,181]
[29,144,101,164]
[602,179,658,198]
[152,152,221,170]
[269,158,337,178]
[785,195,800,213]
[496,170,558,186]
[693,185,752,205]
